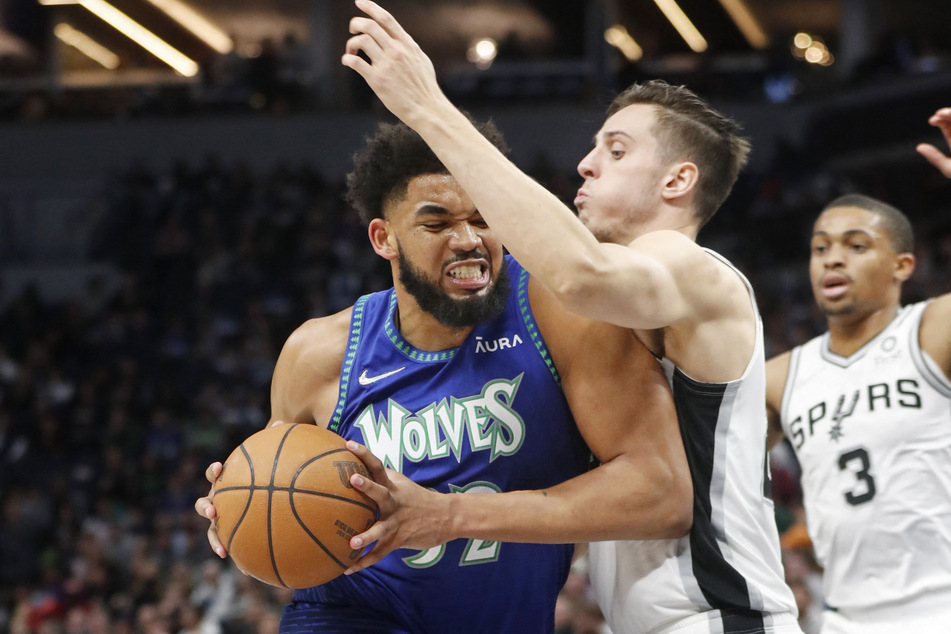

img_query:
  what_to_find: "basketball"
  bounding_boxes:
[213,423,378,589]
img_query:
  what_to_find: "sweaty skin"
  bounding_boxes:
[196,174,691,571]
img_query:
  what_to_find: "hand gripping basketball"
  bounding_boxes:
[213,424,378,588]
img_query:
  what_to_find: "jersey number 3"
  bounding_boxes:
[838,447,876,506]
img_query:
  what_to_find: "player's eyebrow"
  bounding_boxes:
[592,130,634,146]
[812,228,875,239]
[414,204,450,218]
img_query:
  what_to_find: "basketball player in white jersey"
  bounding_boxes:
[765,106,951,633]
[340,2,801,632]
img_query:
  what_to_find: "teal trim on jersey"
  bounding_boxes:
[517,266,561,385]
[330,294,368,433]
[384,291,457,362]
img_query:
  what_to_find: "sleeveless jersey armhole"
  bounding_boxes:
[514,263,561,386]
[329,294,370,433]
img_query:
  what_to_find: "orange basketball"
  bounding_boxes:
[213,423,378,589]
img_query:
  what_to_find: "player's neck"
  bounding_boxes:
[393,301,473,351]
[826,303,901,357]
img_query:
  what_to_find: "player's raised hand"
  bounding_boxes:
[194,461,228,558]
[341,0,449,127]
[917,107,951,178]
[343,440,455,575]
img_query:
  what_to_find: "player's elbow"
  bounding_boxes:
[612,456,693,540]
[653,471,693,539]
[548,256,614,315]
[664,489,693,539]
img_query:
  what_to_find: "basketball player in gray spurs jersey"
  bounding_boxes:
[341,2,802,633]
[766,106,951,633]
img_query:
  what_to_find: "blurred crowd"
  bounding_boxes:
[0,112,949,634]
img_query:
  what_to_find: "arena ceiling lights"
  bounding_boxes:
[38,0,229,76]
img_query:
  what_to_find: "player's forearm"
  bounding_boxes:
[446,454,692,544]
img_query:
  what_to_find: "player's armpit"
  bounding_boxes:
[765,352,792,451]
[269,309,352,427]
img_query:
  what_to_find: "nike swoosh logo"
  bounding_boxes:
[358,367,407,386]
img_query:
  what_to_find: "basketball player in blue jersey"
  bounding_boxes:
[340,2,801,633]
[195,119,692,633]
[765,107,951,633]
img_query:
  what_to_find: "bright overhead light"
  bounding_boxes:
[54,22,120,69]
[652,0,707,53]
[793,32,813,49]
[717,0,769,49]
[76,0,199,76]
[466,37,497,70]
[144,0,232,54]
[604,25,643,62]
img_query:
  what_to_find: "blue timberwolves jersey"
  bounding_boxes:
[281,256,591,634]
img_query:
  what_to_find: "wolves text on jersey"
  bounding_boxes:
[353,374,527,472]
[787,378,921,449]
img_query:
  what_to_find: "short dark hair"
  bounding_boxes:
[607,80,751,228]
[346,119,509,226]
[821,194,914,254]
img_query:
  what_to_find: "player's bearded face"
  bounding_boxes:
[397,244,510,328]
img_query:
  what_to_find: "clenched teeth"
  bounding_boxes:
[449,265,483,279]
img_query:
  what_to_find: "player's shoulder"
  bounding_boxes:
[281,307,354,372]
[629,229,703,259]
[919,293,951,376]
[921,292,951,327]
[633,232,744,289]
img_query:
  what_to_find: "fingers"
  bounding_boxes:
[207,522,227,558]
[195,494,216,520]
[916,143,951,178]
[350,470,394,513]
[195,493,226,558]
[349,518,390,552]
[927,107,951,127]
[344,32,385,64]
[345,546,389,576]
[204,461,222,484]
[347,440,387,480]
[343,1,416,75]
[197,461,227,558]
[349,16,390,46]
[355,0,411,42]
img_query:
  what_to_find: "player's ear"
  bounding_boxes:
[662,161,699,202]
[368,218,398,261]
[894,252,916,282]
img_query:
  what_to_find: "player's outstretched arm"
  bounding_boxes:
[341,1,692,332]
[917,107,951,178]
[917,106,951,380]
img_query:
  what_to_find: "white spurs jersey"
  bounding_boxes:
[589,250,800,634]
[780,301,951,616]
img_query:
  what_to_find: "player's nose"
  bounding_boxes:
[448,223,482,250]
[577,149,598,179]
